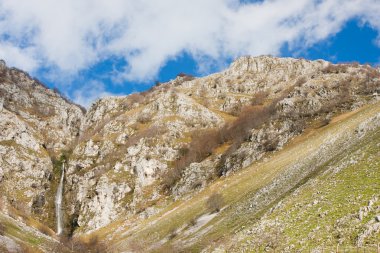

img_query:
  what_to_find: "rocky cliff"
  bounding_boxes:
[0,56,379,252]
[0,60,84,228]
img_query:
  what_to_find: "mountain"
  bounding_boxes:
[0,56,379,252]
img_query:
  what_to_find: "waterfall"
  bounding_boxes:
[55,163,65,235]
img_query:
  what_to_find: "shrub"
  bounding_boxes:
[226,105,275,143]
[207,193,224,213]
[177,72,195,82]
[320,117,331,127]
[289,120,306,134]
[37,224,54,236]
[191,180,203,190]
[295,77,307,87]
[161,167,182,192]
[322,64,348,74]
[217,92,226,99]
[178,146,189,156]
[189,217,197,226]
[263,138,279,152]
[236,84,246,92]
[226,101,242,116]
[365,68,380,79]
[250,90,269,106]
[358,79,379,95]
[128,93,145,105]
[136,113,151,124]
[168,229,177,240]
[88,235,106,253]
[63,235,106,253]
[177,72,188,77]
[350,61,360,67]
[126,126,166,147]
[0,222,5,235]
[162,128,223,191]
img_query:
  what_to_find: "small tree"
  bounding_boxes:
[207,193,224,213]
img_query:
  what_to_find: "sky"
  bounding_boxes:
[0,0,380,107]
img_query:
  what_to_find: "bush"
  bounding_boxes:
[168,229,177,240]
[263,138,279,152]
[161,167,182,192]
[207,193,224,213]
[191,180,202,190]
[319,117,331,127]
[226,101,242,116]
[88,235,106,253]
[136,113,151,124]
[61,235,106,253]
[37,223,54,236]
[350,61,360,68]
[295,77,307,87]
[128,93,145,105]
[358,79,379,95]
[189,217,197,227]
[365,68,380,79]
[177,72,195,82]
[250,90,269,106]
[225,104,275,144]
[126,126,166,147]
[0,222,5,235]
[161,128,223,191]
[289,120,306,134]
[322,64,348,74]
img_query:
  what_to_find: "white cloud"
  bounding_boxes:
[72,80,119,108]
[0,42,38,72]
[0,0,379,83]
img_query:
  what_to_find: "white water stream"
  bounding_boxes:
[55,163,65,235]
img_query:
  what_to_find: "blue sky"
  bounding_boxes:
[0,0,379,107]
[282,19,380,64]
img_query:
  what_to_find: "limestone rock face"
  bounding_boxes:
[1,56,379,234]
[0,109,51,216]
[0,65,84,152]
[0,62,84,224]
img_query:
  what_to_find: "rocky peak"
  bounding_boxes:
[227,55,329,77]
[0,60,84,152]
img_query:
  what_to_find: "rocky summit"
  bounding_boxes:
[0,56,379,252]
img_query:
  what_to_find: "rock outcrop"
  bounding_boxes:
[0,62,84,226]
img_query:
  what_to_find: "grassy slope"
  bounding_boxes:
[102,101,380,252]
[0,212,64,253]
[228,118,380,252]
